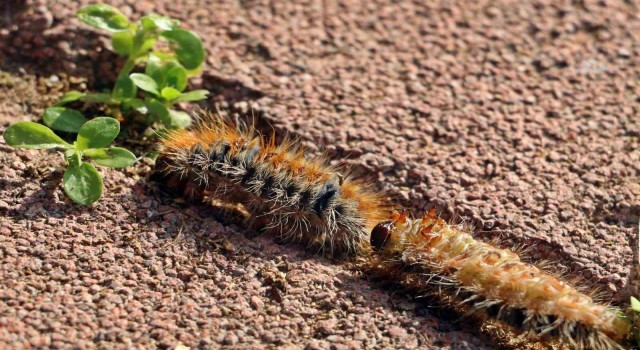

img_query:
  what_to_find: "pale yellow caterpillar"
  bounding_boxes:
[366,210,632,349]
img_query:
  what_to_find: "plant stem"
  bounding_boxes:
[117,58,136,79]
[112,58,137,98]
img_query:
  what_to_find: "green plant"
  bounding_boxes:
[54,4,208,128]
[1,4,210,205]
[3,118,136,205]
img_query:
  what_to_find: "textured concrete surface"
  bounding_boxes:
[0,0,639,348]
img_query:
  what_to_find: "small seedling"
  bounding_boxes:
[3,118,136,205]
[2,4,210,205]
[2,3,210,205]
[54,4,208,128]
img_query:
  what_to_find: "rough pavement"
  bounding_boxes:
[1,0,639,348]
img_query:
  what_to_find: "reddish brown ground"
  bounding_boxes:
[1,0,639,349]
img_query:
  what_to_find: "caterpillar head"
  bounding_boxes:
[370,221,395,252]
[370,212,410,253]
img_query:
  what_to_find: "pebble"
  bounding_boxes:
[249,296,263,310]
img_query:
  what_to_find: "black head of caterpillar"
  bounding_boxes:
[158,114,389,257]
[367,210,632,350]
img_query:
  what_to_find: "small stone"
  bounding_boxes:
[11,161,25,170]
[387,326,407,338]
[250,296,263,310]
[315,319,337,336]
[618,48,630,58]
[223,333,238,345]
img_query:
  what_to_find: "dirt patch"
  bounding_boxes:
[1,0,639,349]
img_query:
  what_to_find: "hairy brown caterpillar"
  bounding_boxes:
[367,210,632,350]
[156,115,633,349]
[157,115,387,256]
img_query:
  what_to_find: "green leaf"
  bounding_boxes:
[77,4,130,32]
[151,51,175,60]
[145,150,160,162]
[130,73,160,96]
[141,14,180,31]
[145,54,185,90]
[185,64,203,77]
[137,38,157,56]
[112,76,137,100]
[167,110,192,128]
[122,98,148,114]
[161,87,181,101]
[111,30,134,56]
[160,29,205,70]
[145,54,168,86]
[146,98,169,122]
[82,93,115,104]
[55,91,86,106]
[131,26,157,58]
[140,17,156,32]
[63,162,103,205]
[165,66,188,92]
[147,99,190,128]
[42,107,88,133]
[84,147,137,168]
[631,297,640,313]
[64,148,75,159]
[76,117,120,151]
[4,122,71,149]
[175,89,209,102]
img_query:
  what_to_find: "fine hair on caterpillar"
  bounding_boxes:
[366,210,632,350]
[157,113,388,257]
